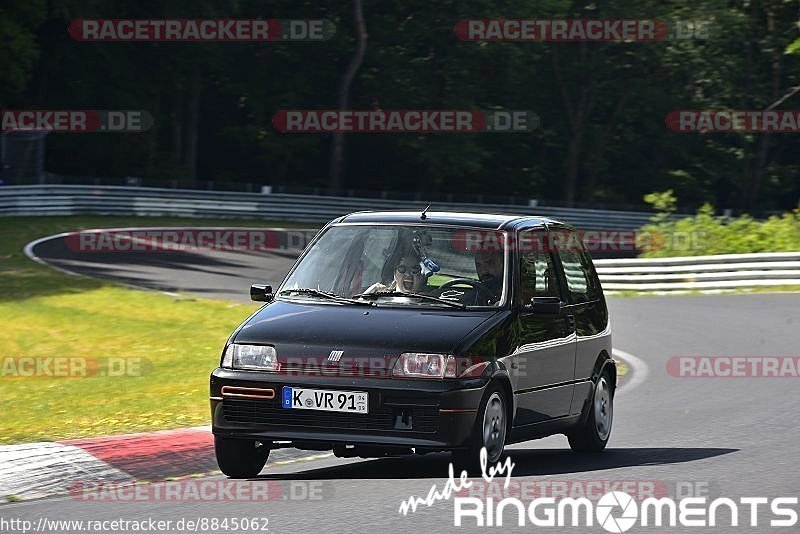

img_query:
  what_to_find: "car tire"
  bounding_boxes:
[568,371,614,452]
[215,436,270,478]
[452,384,508,473]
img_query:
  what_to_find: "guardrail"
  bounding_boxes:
[0,185,659,230]
[13,185,794,292]
[595,252,800,292]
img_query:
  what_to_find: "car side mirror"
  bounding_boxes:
[250,284,274,302]
[527,296,561,314]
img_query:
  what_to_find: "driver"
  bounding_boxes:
[473,249,504,303]
[363,255,430,294]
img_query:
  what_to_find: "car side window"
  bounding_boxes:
[556,234,601,303]
[519,231,560,304]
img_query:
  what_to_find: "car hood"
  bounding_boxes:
[233,300,499,364]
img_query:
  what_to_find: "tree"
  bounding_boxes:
[329,0,367,191]
[0,0,45,104]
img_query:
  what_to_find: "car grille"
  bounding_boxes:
[222,399,440,433]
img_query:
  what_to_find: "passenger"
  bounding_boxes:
[363,255,429,294]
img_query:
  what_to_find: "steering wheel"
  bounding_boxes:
[438,278,497,306]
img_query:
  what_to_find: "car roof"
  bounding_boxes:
[336,210,568,230]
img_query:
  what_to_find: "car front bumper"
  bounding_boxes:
[210,368,488,450]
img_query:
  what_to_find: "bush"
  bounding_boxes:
[637,192,800,257]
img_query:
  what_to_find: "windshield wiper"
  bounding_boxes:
[279,288,373,306]
[353,291,466,309]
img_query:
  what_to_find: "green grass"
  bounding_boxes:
[427,273,460,287]
[0,216,314,444]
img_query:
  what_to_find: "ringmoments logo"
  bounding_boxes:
[397,449,798,530]
[452,492,800,529]
[595,491,638,532]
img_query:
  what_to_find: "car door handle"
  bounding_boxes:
[566,314,576,332]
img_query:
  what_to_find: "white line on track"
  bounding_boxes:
[23,232,84,276]
[23,232,207,297]
[611,348,648,394]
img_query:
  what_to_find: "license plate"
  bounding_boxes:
[282,386,368,414]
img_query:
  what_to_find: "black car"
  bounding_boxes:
[210,211,614,477]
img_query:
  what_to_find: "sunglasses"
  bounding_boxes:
[396,264,422,275]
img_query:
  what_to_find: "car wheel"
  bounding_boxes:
[568,371,614,452]
[452,385,507,472]
[215,436,270,478]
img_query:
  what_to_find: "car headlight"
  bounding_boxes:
[221,344,279,371]
[393,353,457,378]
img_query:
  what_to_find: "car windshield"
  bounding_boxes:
[279,224,508,308]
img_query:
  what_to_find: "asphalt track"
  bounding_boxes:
[25,229,315,302]
[7,232,800,533]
